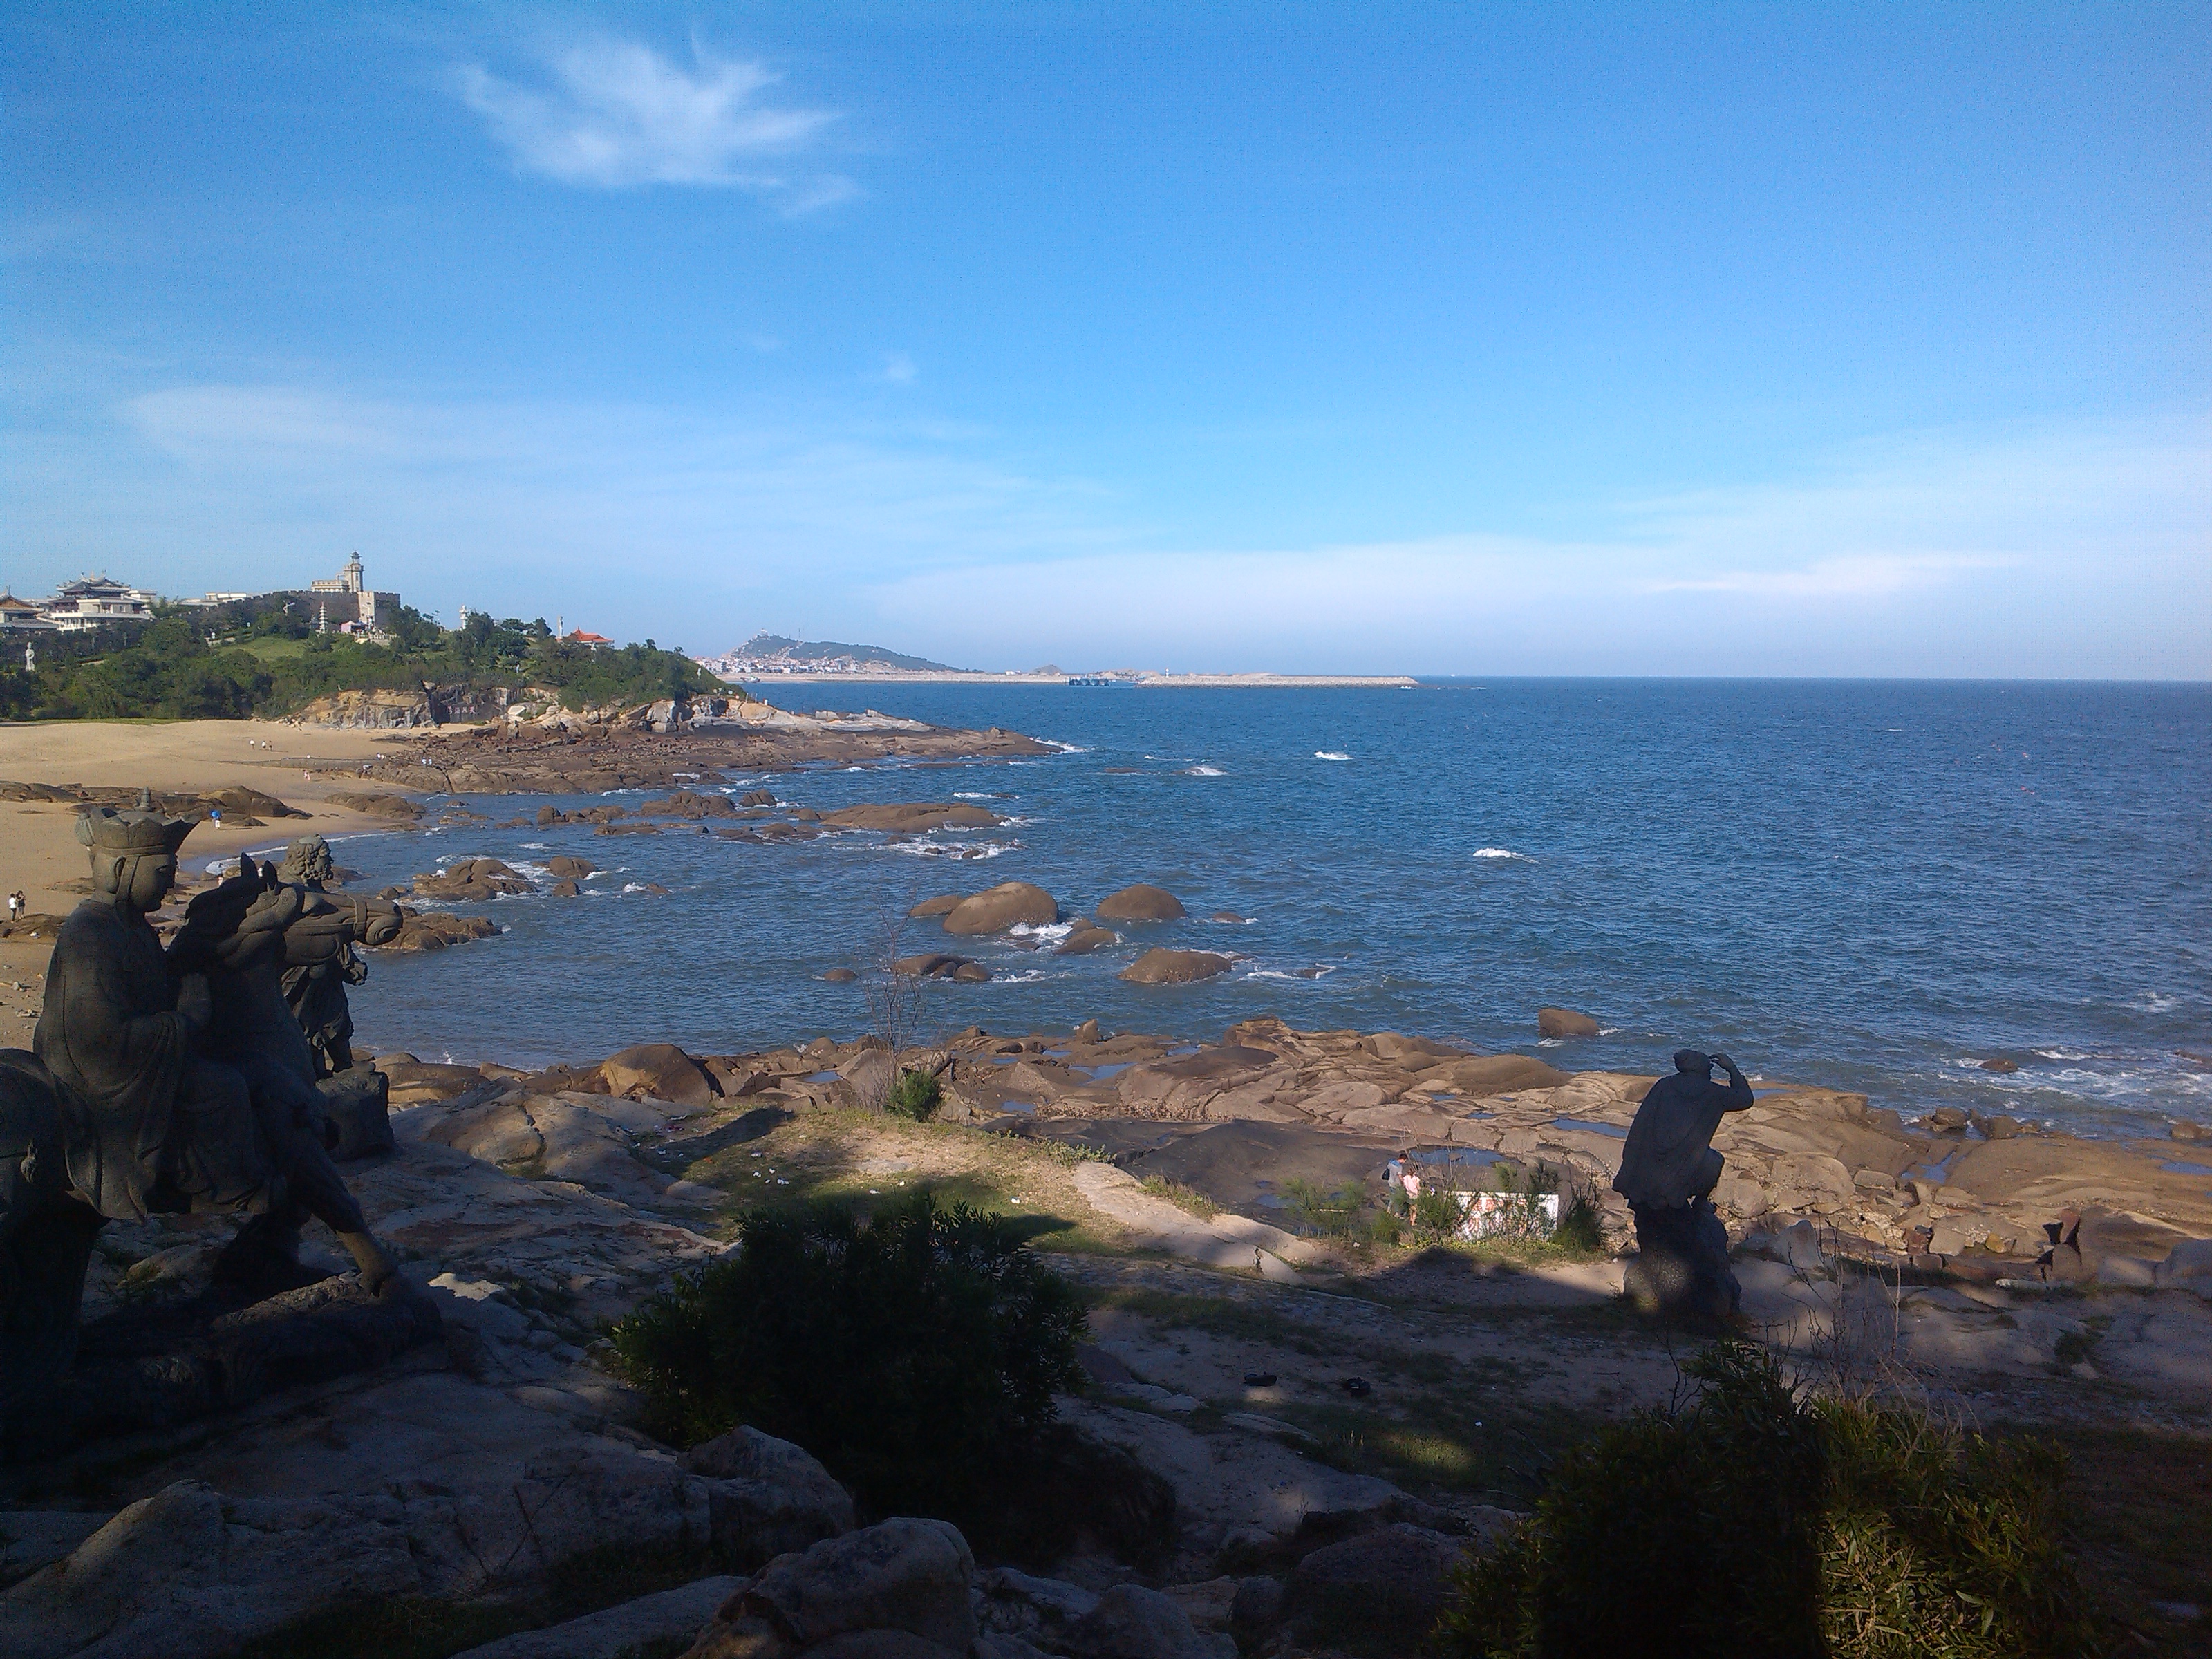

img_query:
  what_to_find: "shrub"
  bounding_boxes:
[1434,1343,2098,1659]
[1550,1194,1604,1255]
[1282,1177,1367,1236]
[884,1065,942,1120]
[610,1192,1087,1546]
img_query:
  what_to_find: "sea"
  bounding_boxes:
[259,679,2209,1145]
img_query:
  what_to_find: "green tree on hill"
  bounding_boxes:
[0,601,732,722]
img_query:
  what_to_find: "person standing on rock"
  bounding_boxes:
[1613,1048,1754,1328]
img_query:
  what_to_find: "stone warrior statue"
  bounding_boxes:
[274,834,396,1078]
[168,858,400,1292]
[1613,1048,1755,1328]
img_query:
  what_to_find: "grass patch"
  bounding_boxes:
[1436,1343,2100,1659]
[678,1108,1118,1254]
[2032,1423,2212,1656]
[1098,1286,1325,1353]
[1139,1176,1219,1219]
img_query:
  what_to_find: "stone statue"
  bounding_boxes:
[169,860,399,1293]
[2,796,406,1451]
[6,796,273,1443]
[32,797,270,1222]
[274,834,400,1078]
[1614,1048,1755,1327]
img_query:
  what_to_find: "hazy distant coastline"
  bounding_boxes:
[722,669,1422,689]
[697,633,1418,688]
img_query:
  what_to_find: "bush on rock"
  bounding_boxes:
[885,1067,943,1120]
[610,1193,1091,1556]
[1434,1343,2096,1659]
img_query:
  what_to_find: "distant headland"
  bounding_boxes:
[695,632,1417,688]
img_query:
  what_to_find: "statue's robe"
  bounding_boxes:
[1614,1069,1756,1210]
[32,900,223,1220]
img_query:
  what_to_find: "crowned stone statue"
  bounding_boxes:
[32,794,269,1221]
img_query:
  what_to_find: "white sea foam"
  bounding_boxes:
[953,792,1001,800]
[1314,751,1351,761]
[1183,765,1226,777]
[883,838,1016,859]
[991,970,1052,985]
[1009,921,1075,944]
[1471,847,1529,860]
[520,842,547,851]
[1044,740,1090,753]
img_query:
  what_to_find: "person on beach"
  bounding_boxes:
[1613,1048,1754,1327]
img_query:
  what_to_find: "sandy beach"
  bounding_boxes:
[0,720,425,1047]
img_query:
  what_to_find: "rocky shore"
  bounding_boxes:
[292,700,1056,798]
[8,1012,2207,1658]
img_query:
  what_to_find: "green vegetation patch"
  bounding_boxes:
[0,603,727,722]
[1436,1343,2100,1659]
[610,1191,1090,1553]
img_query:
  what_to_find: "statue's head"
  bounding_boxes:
[78,791,193,914]
[1673,1048,1712,1076]
[278,834,335,886]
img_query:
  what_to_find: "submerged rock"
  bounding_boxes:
[1095,884,1187,923]
[1537,1006,1601,1038]
[943,882,1059,936]
[1119,949,1234,986]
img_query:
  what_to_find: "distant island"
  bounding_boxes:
[695,633,1416,688]
[697,633,968,676]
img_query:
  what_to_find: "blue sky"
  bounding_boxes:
[4,3,2206,675]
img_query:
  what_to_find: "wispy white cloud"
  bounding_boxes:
[881,352,917,385]
[6,378,2203,675]
[454,38,853,207]
[1642,552,2011,598]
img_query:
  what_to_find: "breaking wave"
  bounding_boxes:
[883,838,1017,859]
[1314,751,1351,761]
[1471,847,1529,860]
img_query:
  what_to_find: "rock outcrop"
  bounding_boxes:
[600,1042,719,1109]
[1096,885,1187,923]
[684,1517,977,1659]
[1,1428,854,1659]
[1120,950,1234,986]
[1537,1006,1601,1038]
[822,803,1002,833]
[942,883,1060,936]
[382,912,499,953]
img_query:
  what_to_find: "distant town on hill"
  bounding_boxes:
[697,634,970,677]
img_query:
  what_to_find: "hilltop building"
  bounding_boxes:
[39,574,156,632]
[288,553,400,632]
[0,594,57,635]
